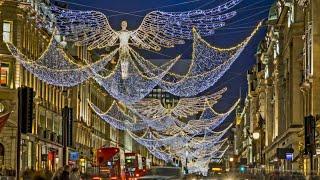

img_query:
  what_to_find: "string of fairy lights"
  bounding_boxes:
[6,0,266,175]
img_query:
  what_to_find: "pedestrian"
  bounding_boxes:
[69,167,80,180]
[22,168,33,180]
[42,168,53,179]
[61,165,70,180]
[52,167,63,180]
[32,171,46,180]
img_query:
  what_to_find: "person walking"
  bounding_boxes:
[60,165,70,180]
[69,168,80,180]
[52,167,63,180]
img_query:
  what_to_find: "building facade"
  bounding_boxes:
[0,0,67,172]
[235,0,320,175]
[0,0,161,176]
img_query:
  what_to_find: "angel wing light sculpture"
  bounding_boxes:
[52,0,242,51]
[50,0,243,103]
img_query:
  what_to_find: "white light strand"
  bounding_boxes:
[52,0,242,51]
[134,22,262,97]
[91,47,181,104]
[6,37,117,87]
[128,87,227,119]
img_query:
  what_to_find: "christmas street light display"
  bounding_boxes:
[139,132,230,175]
[126,122,232,152]
[164,137,228,159]
[189,99,240,130]
[89,21,262,104]
[183,143,230,176]
[127,128,189,148]
[11,1,261,105]
[87,86,237,175]
[51,0,242,51]
[88,94,239,136]
[46,0,249,103]
[9,1,255,173]
[128,87,227,119]
[122,113,232,175]
[162,98,239,135]
[88,99,188,132]
[88,96,235,151]
[91,47,181,104]
[135,22,262,97]
[6,35,117,87]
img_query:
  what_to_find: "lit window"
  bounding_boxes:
[3,21,12,43]
[0,63,10,87]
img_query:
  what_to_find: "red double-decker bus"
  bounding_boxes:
[93,147,125,180]
[124,153,144,179]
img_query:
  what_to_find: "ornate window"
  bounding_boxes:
[3,21,12,43]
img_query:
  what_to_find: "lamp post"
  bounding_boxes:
[252,132,260,140]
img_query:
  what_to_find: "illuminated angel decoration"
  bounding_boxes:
[88,94,240,136]
[128,87,227,119]
[50,0,243,103]
[51,0,242,51]
[47,0,265,106]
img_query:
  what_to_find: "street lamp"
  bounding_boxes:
[252,132,260,140]
[229,157,234,173]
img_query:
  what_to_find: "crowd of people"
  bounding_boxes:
[22,165,81,180]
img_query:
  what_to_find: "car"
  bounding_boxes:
[137,167,183,180]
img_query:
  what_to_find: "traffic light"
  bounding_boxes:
[62,106,73,147]
[240,165,245,173]
[18,87,34,134]
[304,115,316,155]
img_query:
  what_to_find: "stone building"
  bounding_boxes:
[298,0,320,174]
[246,0,305,172]
[233,100,253,167]
[0,0,159,176]
[0,0,67,172]
[236,0,320,175]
